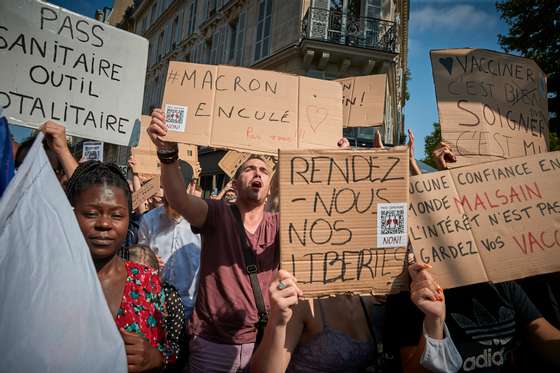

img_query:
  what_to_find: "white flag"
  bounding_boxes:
[0,134,126,372]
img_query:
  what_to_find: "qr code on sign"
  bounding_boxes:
[377,203,408,248]
[379,208,405,235]
[165,104,187,132]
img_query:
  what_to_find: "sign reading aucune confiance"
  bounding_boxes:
[0,0,148,146]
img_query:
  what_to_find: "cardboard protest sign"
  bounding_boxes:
[131,116,160,175]
[431,49,549,168]
[131,115,199,177]
[409,151,560,289]
[218,150,276,178]
[161,62,342,154]
[82,141,103,161]
[0,0,148,146]
[132,177,160,211]
[336,74,387,128]
[279,147,410,297]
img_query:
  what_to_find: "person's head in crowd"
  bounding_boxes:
[15,121,79,184]
[432,141,457,170]
[232,155,272,207]
[148,188,165,209]
[223,189,237,203]
[15,136,65,182]
[66,161,131,266]
[187,179,203,198]
[128,244,159,272]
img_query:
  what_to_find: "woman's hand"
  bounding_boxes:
[40,121,70,156]
[120,328,163,372]
[432,142,457,170]
[337,137,350,149]
[409,263,445,339]
[269,270,303,327]
[408,129,422,176]
[373,129,384,149]
[147,108,177,151]
[128,155,138,175]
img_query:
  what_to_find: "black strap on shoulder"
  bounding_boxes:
[361,297,388,372]
[230,204,268,344]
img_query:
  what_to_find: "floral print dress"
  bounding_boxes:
[115,261,175,364]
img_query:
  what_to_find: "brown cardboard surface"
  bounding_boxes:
[336,74,386,128]
[279,147,410,297]
[132,177,161,211]
[131,115,160,175]
[161,63,216,145]
[131,115,199,177]
[298,77,344,148]
[211,65,299,153]
[409,151,560,289]
[161,62,342,154]
[431,49,549,168]
[218,150,276,178]
[218,151,250,178]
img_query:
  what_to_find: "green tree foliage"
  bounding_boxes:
[422,122,441,168]
[496,0,560,141]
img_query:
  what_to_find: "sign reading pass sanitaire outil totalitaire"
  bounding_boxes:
[0,0,148,146]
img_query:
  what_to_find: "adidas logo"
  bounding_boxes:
[463,348,508,371]
[451,299,515,347]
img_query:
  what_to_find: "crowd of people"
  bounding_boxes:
[3,108,560,373]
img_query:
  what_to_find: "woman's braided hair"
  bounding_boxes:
[65,161,132,259]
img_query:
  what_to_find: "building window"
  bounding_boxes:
[147,43,153,66]
[228,10,246,65]
[210,25,228,64]
[363,0,382,18]
[205,0,216,19]
[165,22,172,54]
[209,33,218,64]
[171,16,179,48]
[188,0,197,35]
[157,30,164,59]
[150,3,157,24]
[254,0,272,62]
[141,16,148,33]
[201,40,210,64]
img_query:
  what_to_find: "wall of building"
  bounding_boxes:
[126,0,407,145]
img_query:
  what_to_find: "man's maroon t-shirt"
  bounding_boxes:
[189,200,279,344]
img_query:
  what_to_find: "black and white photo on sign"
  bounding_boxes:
[82,141,103,162]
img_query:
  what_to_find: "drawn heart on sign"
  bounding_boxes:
[439,57,453,75]
[306,105,328,132]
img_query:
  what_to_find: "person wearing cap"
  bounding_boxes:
[137,160,201,320]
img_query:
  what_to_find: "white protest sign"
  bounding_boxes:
[0,134,126,372]
[82,141,103,161]
[0,0,148,146]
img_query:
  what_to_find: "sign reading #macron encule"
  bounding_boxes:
[0,0,148,146]
[161,61,343,155]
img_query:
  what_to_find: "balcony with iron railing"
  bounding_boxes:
[302,7,397,54]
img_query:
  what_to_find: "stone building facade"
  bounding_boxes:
[122,0,409,191]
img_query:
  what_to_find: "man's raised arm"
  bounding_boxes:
[147,108,208,228]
